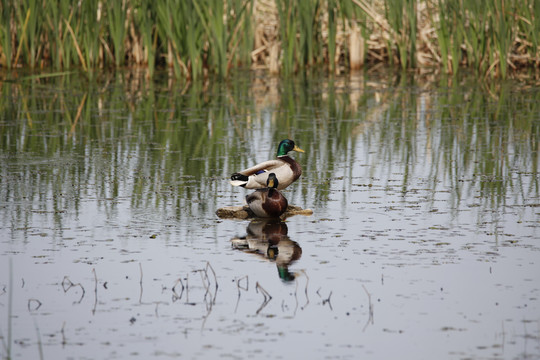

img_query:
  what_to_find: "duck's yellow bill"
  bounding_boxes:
[293,145,305,153]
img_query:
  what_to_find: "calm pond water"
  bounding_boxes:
[1,70,539,359]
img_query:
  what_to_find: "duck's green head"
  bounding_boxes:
[266,173,279,189]
[277,139,304,157]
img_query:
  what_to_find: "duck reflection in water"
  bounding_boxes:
[231,219,302,282]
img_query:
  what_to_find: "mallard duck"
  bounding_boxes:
[230,139,304,190]
[246,173,288,218]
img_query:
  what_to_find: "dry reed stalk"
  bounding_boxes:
[349,22,364,70]
[252,0,280,71]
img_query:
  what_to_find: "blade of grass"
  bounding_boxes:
[107,0,127,67]
[0,0,14,68]
[13,8,31,67]
[65,19,87,71]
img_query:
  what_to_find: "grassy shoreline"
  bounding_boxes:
[0,0,538,79]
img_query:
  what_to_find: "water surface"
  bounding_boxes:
[1,70,539,359]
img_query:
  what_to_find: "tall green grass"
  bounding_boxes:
[133,0,157,76]
[427,0,533,78]
[385,0,417,70]
[275,0,299,74]
[0,0,538,79]
[327,0,337,72]
[154,0,253,79]
[107,0,128,67]
[519,0,540,65]
[0,0,13,69]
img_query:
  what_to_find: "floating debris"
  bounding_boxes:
[216,205,313,220]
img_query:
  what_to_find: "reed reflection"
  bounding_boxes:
[231,219,302,282]
[0,70,538,234]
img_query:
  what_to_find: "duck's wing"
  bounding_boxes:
[238,159,283,176]
[246,190,267,217]
[245,190,263,205]
[230,159,285,188]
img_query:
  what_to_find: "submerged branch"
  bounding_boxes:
[27,298,42,311]
[61,276,85,304]
[362,285,374,331]
[172,278,185,302]
[92,268,98,315]
[235,275,249,313]
[255,281,272,315]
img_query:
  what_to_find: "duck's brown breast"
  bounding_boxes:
[280,156,302,181]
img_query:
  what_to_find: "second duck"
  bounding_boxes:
[246,173,288,218]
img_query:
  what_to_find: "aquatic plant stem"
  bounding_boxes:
[13,8,31,68]
[1,259,14,359]
[33,319,44,360]
[64,19,87,71]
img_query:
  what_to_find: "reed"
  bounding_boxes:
[46,0,78,70]
[107,0,128,67]
[520,0,540,65]
[385,0,416,70]
[227,0,254,69]
[0,0,13,68]
[155,0,185,78]
[339,0,366,70]
[12,0,42,68]
[275,0,325,73]
[0,0,538,79]
[44,0,61,70]
[429,0,451,73]
[327,0,337,72]
[491,0,516,79]
[275,0,298,74]
[194,0,226,76]
[454,0,487,75]
[448,2,462,76]
[133,0,157,76]
[297,0,321,68]
[80,0,101,69]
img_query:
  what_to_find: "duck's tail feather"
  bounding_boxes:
[230,180,247,187]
